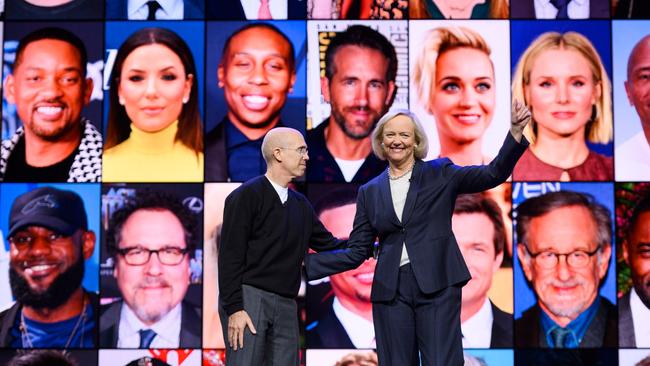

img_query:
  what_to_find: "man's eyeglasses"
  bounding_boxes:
[278,146,308,156]
[523,245,601,269]
[116,246,188,266]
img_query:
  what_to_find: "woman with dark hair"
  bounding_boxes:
[103,27,203,182]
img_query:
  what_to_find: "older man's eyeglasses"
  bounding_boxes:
[278,146,308,156]
[116,246,188,266]
[523,245,601,269]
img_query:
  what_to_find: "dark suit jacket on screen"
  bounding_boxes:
[514,297,618,348]
[511,0,609,18]
[306,297,356,349]
[207,0,306,19]
[618,291,636,347]
[99,300,201,348]
[106,0,205,19]
[490,301,514,348]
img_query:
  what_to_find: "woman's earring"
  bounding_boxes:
[183,97,189,104]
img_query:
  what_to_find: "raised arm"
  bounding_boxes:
[446,101,531,193]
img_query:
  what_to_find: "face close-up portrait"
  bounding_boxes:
[4,38,92,142]
[113,209,190,325]
[323,45,394,140]
[218,25,296,134]
[518,203,611,325]
[429,47,495,153]
[118,43,193,133]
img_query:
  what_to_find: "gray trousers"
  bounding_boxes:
[219,285,299,366]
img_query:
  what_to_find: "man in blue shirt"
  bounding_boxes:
[514,191,617,348]
[0,187,97,348]
[205,23,297,182]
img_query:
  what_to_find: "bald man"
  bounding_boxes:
[616,35,650,181]
[218,127,347,365]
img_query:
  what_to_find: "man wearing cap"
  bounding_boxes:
[0,186,97,348]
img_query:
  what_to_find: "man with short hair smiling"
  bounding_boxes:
[205,23,296,182]
[99,190,200,348]
[1,27,102,182]
[619,193,650,347]
[515,190,617,348]
[0,186,97,348]
[307,25,396,183]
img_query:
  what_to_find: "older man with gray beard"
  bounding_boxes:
[99,190,200,348]
[514,191,617,348]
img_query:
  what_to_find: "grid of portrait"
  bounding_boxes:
[0,1,649,366]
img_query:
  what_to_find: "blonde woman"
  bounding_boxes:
[410,0,508,18]
[511,31,613,181]
[413,26,497,166]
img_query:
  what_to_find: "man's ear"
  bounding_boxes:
[82,231,96,260]
[217,63,225,88]
[598,244,612,280]
[517,244,533,282]
[4,75,16,104]
[83,77,94,105]
[321,76,331,104]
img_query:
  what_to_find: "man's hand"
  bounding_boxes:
[511,100,532,143]
[227,310,257,351]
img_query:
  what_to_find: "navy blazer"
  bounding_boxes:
[306,133,528,302]
[511,0,609,18]
[207,0,306,19]
[106,0,205,19]
[99,300,201,348]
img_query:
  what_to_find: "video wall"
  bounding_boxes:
[1,1,650,365]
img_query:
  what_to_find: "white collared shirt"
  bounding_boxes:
[461,298,494,348]
[534,0,589,18]
[630,288,650,347]
[616,131,650,181]
[265,175,288,204]
[128,0,184,19]
[117,302,182,348]
[241,0,288,19]
[332,297,375,348]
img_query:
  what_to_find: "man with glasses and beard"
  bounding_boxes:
[0,186,97,348]
[515,191,617,348]
[100,190,200,348]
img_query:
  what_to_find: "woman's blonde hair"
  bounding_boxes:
[409,0,509,19]
[413,26,492,112]
[511,31,612,144]
[371,110,429,160]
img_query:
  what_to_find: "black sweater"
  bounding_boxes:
[219,176,345,315]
